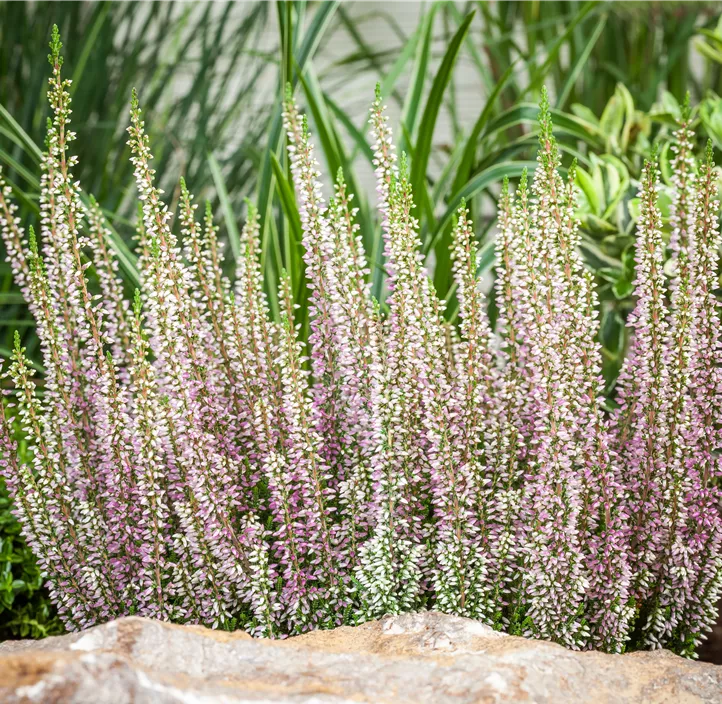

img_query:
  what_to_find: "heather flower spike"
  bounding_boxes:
[2,32,721,657]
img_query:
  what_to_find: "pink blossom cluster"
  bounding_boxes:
[1,30,721,654]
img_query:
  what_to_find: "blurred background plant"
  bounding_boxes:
[2,0,722,652]
[0,0,272,362]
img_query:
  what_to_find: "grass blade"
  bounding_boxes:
[556,14,608,108]
[256,1,339,259]
[0,103,43,163]
[70,2,111,95]
[270,151,303,257]
[399,4,437,154]
[410,10,475,222]
[524,1,598,97]
[208,151,241,262]
[451,61,516,199]
[325,93,375,166]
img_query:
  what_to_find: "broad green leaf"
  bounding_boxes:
[570,103,600,125]
[600,93,624,147]
[575,165,601,215]
[482,104,605,150]
[696,37,722,64]
[579,237,622,269]
[581,213,618,234]
[617,84,636,152]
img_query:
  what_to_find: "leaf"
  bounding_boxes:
[325,94,374,166]
[696,37,722,65]
[399,4,437,154]
[612,277,633,300]
[698,26,722,50]
[451,61,516,198]
[556,13,607,108]
[627,197,641,222]
[599,92,625,146]
[410,10,475,220]
[581,213,618,235]
[0,293,25,304]
[482,104,606,151]
[0,148,40,189]
[70,3,111,96]
[426,160,536,254]
[598,155,630,220]
[570,103,600,125]
[575,165,601,216]
[379,20,422,101]
[616,84,636,152]
[208,152,241,263]
[270,152,303,255]
[524,1,598,96]
[0,104,43,164]
[579,237,622,270]
[256,1,339,252]
[296,66,345,183]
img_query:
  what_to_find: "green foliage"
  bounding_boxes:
[0,411,62,639]
[0,483,62,639]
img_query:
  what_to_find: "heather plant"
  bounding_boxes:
[1,29,722,656]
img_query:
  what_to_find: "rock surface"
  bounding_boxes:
[0,611,720,703]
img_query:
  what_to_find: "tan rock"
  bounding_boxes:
[0,611,720,703]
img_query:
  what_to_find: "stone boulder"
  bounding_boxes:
[0,611,720,703]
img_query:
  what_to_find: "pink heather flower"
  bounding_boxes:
[552,162,632,653]
[640,118,701,648]
[283,94,345,474]
[426,200,496,621]
[0,169,32,301]
[356,100,442,618]
[127,91,268,628]
[665,141,722,656]
[326,170,379,563]
[612,156,672,643]
[271,272,345,631]
[226,202,284,476]
[3,28,722,655]
[485,177,527,621]
[2,333,118,628]
[505,95,589,648]
[284,94,380,571]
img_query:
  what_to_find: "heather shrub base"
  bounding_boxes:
[0,28,721,656]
